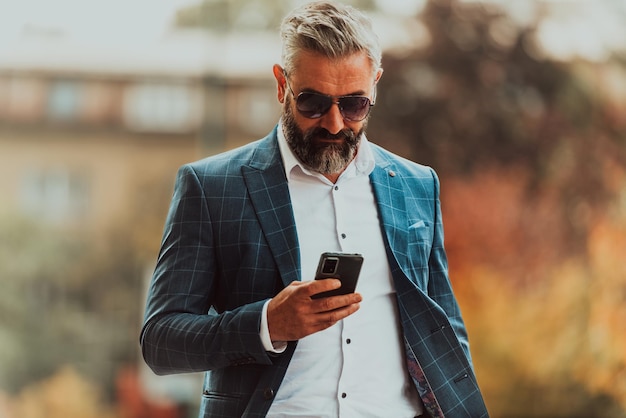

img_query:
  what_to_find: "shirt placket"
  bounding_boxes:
[332,179,358,415]
[332,183,349,251]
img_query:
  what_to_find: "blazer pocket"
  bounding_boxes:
[202,391,242,400]
[407,220,431,274]
[408,220,430,244]
[409,220,426,230]
[200,391,243,418]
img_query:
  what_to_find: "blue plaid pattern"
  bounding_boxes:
[140,126,489,417]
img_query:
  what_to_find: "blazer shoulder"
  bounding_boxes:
[186,126,280,176]
[370,142,437,180]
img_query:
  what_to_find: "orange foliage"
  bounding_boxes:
[0,366,183,418]
[577,215,626,408]
[456,261,594,415]
[442,165,564,285]
[116,366,181,418]
[442,165,626,416]
[0,366,118,418]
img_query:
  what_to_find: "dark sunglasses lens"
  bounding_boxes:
[339,97,371,121]
[296,93,332,119]
[295,92,371,121]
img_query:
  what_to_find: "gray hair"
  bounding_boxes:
[280,1,382,78]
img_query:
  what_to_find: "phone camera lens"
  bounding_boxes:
[322,258,338,274]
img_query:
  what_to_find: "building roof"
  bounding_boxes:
[0,29,281,79]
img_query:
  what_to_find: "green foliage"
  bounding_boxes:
[0,216,144,394]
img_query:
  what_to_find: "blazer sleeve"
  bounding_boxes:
[140,164,274,375]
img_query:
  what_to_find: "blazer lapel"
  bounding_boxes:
[241,130,301,288]
[369,162,411,274]
[370,153,450,416]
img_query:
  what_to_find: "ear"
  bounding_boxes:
[374,67,384,84]
[371,68,383,103]
[273,64,286,104]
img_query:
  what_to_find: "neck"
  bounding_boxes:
[323,172,341,184]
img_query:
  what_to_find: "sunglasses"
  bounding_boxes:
[284,77,374,122]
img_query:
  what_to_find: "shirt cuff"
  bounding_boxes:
[260,299,288,353]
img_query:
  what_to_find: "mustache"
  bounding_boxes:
[309,127,354,141]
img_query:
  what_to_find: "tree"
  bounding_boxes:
[368,0,626,255]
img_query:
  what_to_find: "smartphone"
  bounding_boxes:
[311,252,364,299]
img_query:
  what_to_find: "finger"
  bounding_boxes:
[303,278,342,296]
[312,301,361,329]
[311,292,363,313]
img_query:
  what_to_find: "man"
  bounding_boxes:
[140,2,489,417]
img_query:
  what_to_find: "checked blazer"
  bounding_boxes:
[140,126,489,417]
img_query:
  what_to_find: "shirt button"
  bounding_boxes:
[341,233,346,239]
[263,388,275,400]
[346,338,351,344]
[341,393,347,398]
[334,186,339,190]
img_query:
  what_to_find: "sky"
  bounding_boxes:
[0,0,196,44]
[0,0,625,62]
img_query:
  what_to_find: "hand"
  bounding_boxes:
[267,279,362,342]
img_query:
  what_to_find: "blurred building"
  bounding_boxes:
[0,27,284,416]
[0,28,281,235]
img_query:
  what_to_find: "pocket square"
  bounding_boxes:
[409,220,426,229]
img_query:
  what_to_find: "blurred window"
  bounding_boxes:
[19,168,90,223]
[48,80,84,121]
[0,76,46,122]
[123,81,202,133]
[82,81,120,125]
[235,86,277,135]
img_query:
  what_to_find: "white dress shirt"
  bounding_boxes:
[261,124,424,417]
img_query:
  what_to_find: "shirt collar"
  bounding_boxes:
[277,120,376,182]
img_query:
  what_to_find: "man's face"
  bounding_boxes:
[281,94,363,175]
[275,51,381,177]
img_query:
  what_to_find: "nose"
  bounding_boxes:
[319,102,345,135]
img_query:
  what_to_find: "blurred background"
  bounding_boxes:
[0,0,625,417]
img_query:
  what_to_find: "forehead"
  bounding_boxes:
[290,50,374,95]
